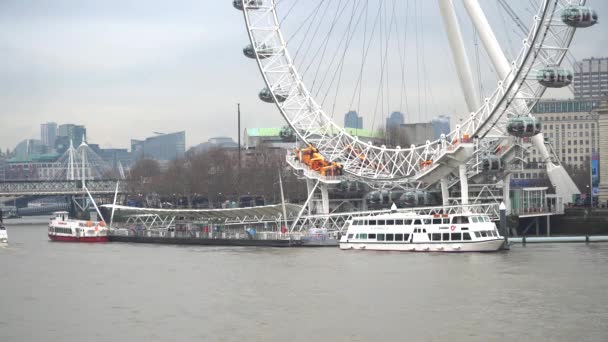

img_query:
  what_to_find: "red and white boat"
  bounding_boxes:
[48,211,109,242]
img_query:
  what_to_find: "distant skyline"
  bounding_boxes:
[1,0,607,151]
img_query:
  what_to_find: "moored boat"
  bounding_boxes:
[0,222,7,244]
[340,212,504,252]
[48,211,109,243]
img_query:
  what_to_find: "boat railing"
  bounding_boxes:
[110,228,299,240]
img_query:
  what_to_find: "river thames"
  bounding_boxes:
[1,224,607,341]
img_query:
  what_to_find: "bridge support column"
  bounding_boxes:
[320,184,329,215]
[459,164,469,205]
[535,217,540,236]
[547,215,551,237]
[441,178,449,206]
[306,179,314,215]
[503,173,511,215]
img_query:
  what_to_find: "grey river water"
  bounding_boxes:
[1,224,608,342]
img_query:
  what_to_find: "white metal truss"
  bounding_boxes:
[239,0,582,187]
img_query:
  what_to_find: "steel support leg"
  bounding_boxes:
[438,0,480,112]
[459,164,469,205]
[441,178,450,206]
[503,173,511,215]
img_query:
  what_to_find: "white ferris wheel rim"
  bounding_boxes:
[240,0,582,181]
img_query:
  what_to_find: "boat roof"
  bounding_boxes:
[354,212,489,219]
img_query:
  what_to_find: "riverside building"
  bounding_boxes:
[513,99,602,182]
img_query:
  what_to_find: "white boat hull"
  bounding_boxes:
[340,238,504,252]
[0,224,7,244]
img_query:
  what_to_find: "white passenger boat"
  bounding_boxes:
[0,222,7,244]
[340,212,504,252]
[48,211,109,243]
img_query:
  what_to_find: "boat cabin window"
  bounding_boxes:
[423,219,431,224]
[432,218,442,224]
[359,233,367,239]
[395,219,404,225]
[443,218,450,224]
[368,220,377,226]
[452,216,469,224]
[451,232,462,240]
[471,217,478,223]
[368,234,376,239]
[377,234,385,241]
[474,232,481,238]
[386,234,394,241]
[395,234,403,241]
[431,233,441,241]
[377,220,385,226]
[386,220,394,225]
[347,234,354,238]
[442,232,450,241]
[404,219,413,225]
[463,233,472,241]
[403,234,410,241]
[413,219,422,225]
[480,231,487,237]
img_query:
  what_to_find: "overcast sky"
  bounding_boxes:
[0,0,606,151]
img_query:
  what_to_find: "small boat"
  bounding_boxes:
[0,222,7,244]
[340,211,504,252]
[48,211,109,243]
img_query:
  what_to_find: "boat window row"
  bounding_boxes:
[50,227,72,234]
[347,232,472,241]
[352,215,490,226]
[474,230,498,238]
[350,233,411,241]
[428,232,472,241]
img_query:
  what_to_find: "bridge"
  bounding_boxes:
[0,180,125,196]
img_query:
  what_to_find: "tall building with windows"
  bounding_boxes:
[131,131,186,161]
[573,57,608,100]
[431,115,450,139]
[514,99,602,183]
[344,111,363,129]
[55,124,87,153]
[386,111,405,128]
[41,122,57,148]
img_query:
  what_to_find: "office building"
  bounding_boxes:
[344,111,363,129]
[191,137,239,153]
[386,111,405,128]
[514,99,602,182]
[431,115,451,139]
[573,57,608,100]
[13,139,48,160]
[55,124,87,153]
[131,131,186,161]
[41,122,57,148]
[596,101,608,204]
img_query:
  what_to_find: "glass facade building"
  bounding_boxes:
[131,131,186,161]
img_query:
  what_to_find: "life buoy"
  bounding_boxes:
[450,225,456,231]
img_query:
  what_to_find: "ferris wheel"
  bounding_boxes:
[235,0,597,191]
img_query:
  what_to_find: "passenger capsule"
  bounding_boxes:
[243,44,275,59]
[259,87,287,103]
[233,0,263,11]
[507,116,541,138]
[537,67,573,88]
[481,155,502,172]
[561,6,598,28]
